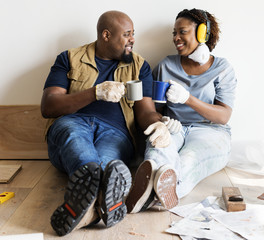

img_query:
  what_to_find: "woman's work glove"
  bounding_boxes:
[144,122,170,148]
[96,81,125,102]
[161,116,182,134]
[166,80,190,104]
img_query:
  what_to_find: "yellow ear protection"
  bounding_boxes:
[196,10,211,43]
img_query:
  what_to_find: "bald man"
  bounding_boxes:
[41,11,171,236]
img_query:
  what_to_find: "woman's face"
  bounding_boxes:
[173,17,199,56]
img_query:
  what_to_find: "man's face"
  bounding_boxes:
[108,18,135,63]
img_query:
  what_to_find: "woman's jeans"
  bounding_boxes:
[47,114,134,176]
[145,124,231,199]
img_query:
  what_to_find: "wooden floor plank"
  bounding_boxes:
[0,165,67,236]
[0,161,51,188]
[0,188,31,229]
[1,160,263,240]
[79,207,177,240]
[0,165,22,183]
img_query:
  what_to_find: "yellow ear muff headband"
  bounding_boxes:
[196,10,211,43]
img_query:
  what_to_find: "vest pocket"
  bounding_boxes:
[67,69,88,93]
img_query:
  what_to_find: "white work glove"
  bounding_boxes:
[161,116,182,134]
[166,80,190,104]
[96,81,125,102]
[188,43,210,65]
[144,122,170,148]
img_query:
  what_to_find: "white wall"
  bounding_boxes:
[1,0,263,142]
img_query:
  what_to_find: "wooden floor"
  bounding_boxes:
[0,160,263,239]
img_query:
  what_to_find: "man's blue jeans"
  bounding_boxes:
[47,114,134,176]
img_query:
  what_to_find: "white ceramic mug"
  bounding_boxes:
[126,80,143,101]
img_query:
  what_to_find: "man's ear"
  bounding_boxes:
[102,29,111,42]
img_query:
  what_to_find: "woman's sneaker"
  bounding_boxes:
[97,159,132,227]
[50,162,101,236]
[154,165,178,210]
[126,160,158,213]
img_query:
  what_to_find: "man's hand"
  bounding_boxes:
[161,116,182,134]
[144,122,170,148]
[166,80,190,104]
[96,81,125,102]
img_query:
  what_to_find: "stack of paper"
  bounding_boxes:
[167,196,264,240]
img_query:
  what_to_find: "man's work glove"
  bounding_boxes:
[144,122,170,148]
[161,116,182,134]
[96,81,125,102]
[166,80,190,104]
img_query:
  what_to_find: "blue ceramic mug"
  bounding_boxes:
[152,80,170,103]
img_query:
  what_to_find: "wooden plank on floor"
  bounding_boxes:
[0,161,51,188]
[0,165,22,183]
[225,167,264,205]
[0,105,48,159]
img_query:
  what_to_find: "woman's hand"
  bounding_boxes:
[166,80,190,104]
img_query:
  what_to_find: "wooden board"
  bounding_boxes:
[0,165,22,183]
[0,105,48,159]
[222,187,246,212]
[0,161,51,188]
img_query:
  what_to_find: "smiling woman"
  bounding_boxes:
[126,8,238,214]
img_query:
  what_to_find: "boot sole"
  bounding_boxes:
[50,162,101,236]
[97,160,132,227]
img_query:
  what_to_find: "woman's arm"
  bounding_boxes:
[185,96,232,125]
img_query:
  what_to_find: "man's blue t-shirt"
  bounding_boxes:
[44,51,153,137]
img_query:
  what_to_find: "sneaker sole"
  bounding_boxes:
[154,166,178,210]
[126,160,157,213]
[50,162,101,236]
[97,160,132,227]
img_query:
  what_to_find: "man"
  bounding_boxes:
[41,10,173,236]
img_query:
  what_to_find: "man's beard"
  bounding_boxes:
[121,51,133,63]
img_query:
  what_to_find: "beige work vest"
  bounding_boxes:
[45,41,145,146]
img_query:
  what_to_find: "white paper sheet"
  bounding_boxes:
[212,204,264,240]
[168,196,264,240]
[0,233,43,240]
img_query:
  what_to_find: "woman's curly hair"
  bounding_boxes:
[176,8,220,52]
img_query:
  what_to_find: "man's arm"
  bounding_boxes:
[41,86,97,118]
[133,97,162,130]
[40,51,98,118]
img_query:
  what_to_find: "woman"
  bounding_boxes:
[126,8,237,213]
